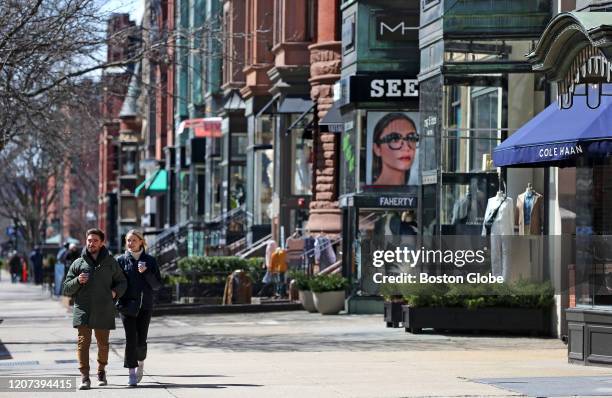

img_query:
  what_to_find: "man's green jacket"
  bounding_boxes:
[63,247,127,330]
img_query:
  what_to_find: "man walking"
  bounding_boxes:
[63,229,127,390]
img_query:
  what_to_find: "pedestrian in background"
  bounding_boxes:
[64,243,80,280]
[63,229,127,390]
[9,251,20,283]
[29,246,43,285]
[116,229,162,387]
[54,243,70,296]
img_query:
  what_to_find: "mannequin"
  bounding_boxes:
[515,183,543,235]
[451,188,471,225]
[482,190,514,280]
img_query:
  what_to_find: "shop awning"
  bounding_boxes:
[255,97,278,118]
[176,117,222,138]
[319,101,343,133]
[278,97,313,114]
[285,104,315,136]
[135,169,168,197]
[493,89,612,168]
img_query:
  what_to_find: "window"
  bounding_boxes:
[211,160,222,218]
[255,114,274,145]
[253,149,274,224]
[422,0,440,10]
[231,133,247,158]
[229,165,246,209]
[469,87,500,172]
[273,0,283,46]
[441,84,502,173]
[292,134,313,195]
[122,149,137,176]
[306,0,316,42]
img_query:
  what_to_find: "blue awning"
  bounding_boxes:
[493,88,612,168]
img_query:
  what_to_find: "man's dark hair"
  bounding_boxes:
[86,228,105,242]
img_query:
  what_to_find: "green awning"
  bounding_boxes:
[135,169,168,197]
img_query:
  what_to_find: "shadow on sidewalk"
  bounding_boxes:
[108,382,263,389]
[143,374,229,378]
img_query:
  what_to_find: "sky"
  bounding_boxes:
[101,0,145,24]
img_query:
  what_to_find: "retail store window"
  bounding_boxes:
[255,115,274,145]
[444,39,535,63]
[229,164,246,209]
[289,113,314,196]
[470,87,500,172]
[575,160,612,308]
[210,160,222,218]
[442,85,502,173]
[253,149,274,225]
[357,209,419,295]
[439,175,498,235]
[231,133,248,158]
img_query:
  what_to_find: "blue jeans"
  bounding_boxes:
[274,273,286,297]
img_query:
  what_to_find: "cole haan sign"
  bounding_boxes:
[347,75,419,103]
[538,143,583,159]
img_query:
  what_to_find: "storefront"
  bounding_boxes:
[415,0,554,313]
[495,12,612,366]
[339,0,421,313]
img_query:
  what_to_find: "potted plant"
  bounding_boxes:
[309,274,349,315]
[401,280,554,335]
[289,271,317,312]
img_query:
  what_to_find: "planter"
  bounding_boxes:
[384,301,405,328]
[402,306,551,335]
[299,290,317,313]
[313,290,345,315]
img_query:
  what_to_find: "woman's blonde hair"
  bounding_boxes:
[126,229,147,251]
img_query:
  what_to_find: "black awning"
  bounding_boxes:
[285,104,315,136]
[319,101,343,133]
[255,97,278,118]
[278,97,313,114]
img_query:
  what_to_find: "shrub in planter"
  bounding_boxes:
[380,283,407,328]
[400,280,555,335]
[289,271,316,312]
[177,256,265,284]
[310,274,348,315]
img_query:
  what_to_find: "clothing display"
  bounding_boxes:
[286,236,305,268]
[481,193,514,236]
[264,240,278,271]
[515,189,543,235]
[314,236,336,269]
[270,248,288,273]
[482,193,514,280]
[452,191,471,224]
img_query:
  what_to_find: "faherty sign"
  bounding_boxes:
[347,75,419,103]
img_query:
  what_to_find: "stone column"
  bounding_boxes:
[307,0,342,234]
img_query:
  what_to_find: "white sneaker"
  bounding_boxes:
[137,361,144,382]
[128,369,137,387]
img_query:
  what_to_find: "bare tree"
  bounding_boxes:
[0,0,141,148]
[0,80,101,249]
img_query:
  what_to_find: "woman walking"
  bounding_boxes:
[116,230,162,387]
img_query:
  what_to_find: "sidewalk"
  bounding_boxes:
[1,270,611,397]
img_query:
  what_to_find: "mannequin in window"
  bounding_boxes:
[515,183,543,235]
[482,190,514,280]
[451,188,471,225]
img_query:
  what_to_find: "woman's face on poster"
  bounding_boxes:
[373,118,417,174]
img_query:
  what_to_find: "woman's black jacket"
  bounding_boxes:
[116,251,162,311]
